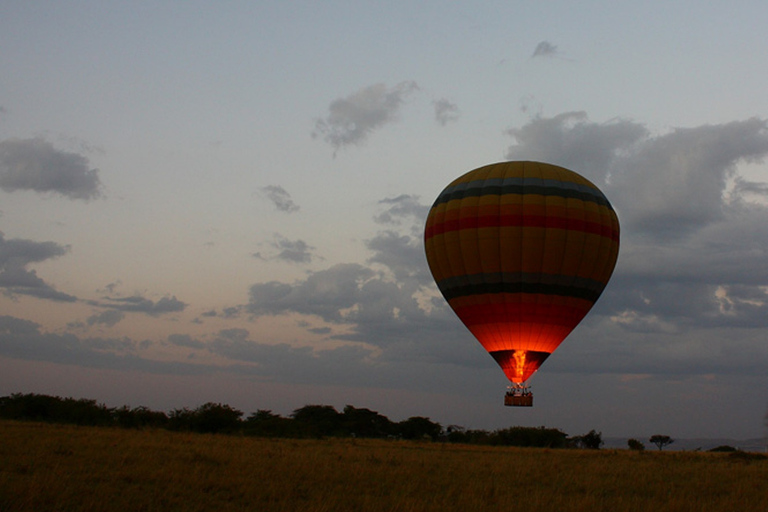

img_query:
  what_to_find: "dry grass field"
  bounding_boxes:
[1,419,766,512]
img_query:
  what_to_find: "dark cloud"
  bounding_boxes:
[245,112,768,383]
[0,138,102,200]
[433,98,459,126]
[2,110,766,435]
[168,333,205,349]
[245,197,472,366]
[98,295,187,316]
[609,118,768,236]
[506,113,768,236]
[366,230,428,283]
[0,232,76,302]
[86,310,125,328]
[312,81,419,153]
[374,195,429,227]
[732,177,768,198]
[248,264,375,322]
[260,185,299,213]
[254,234,317,264]
[531,41,559,58]
[505,112,768,341]
[506,111,649,186]
[0,315,212,375]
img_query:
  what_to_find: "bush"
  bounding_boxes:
[244,410,297,437]
[491,426,569,448]
[396,416,442,441]
[0,393,113,426]
[708,445,737,452]
[168,403,243,433]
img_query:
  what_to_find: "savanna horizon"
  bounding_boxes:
[2,419,767,512]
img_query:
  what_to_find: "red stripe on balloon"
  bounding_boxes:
[450,302,591,328]
[425,214,618,241]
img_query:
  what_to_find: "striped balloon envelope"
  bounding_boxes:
[424,161,620,386]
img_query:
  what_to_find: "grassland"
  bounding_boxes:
[1,420,766,512]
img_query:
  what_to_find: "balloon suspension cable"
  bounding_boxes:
[504,382,533,407]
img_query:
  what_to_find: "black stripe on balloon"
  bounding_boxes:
[438,272,607,294]
[438,280,604,302]
[434,184,613,210]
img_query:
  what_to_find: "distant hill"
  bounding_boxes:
[604,437,767,452]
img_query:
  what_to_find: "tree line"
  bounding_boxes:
[0,392,630,449]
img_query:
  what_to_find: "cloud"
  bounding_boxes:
[3,110,767,420]
[254,234,317,264]
[373,195,429,227]
[0,232,77,302]
[168,333,205,349]
[731,177,768,199]
[0,315,213,375]
[531,41,559,58]
[248,112,768,382]
[609,118,768,236]
[97,295,187,316]
[86,310,125,328]
[245,197,472,367]
[506,111,649,186]
[366,231,428,284]
[433,99,459,126]
[506,114,768,235]
[312,81,419,153]
[505,112,768,343]
[0,138,103,200]
[247,263,375,322]
[260,185,299,213]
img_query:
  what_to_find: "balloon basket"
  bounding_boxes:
[504,384,533,407]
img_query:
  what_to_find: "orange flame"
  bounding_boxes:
[512,350,526,383]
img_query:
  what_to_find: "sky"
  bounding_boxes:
[1,1,768,441]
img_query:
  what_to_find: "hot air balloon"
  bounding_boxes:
[424,161,619,406]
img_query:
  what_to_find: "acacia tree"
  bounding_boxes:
[578,430,604,450]
[649,434,674,451]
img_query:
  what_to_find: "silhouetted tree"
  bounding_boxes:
[0,393,113,426]
[291,405,343,438]
[191,403,244,433]
[397,416,442,441]
[627,438,645,451]
[445,425,468,443]
[113,405,168,429]
[168,407,196,431]
[573,430,604,450]
[341,405,394,438]
[492,426,569,448]
[649,435,674,451]
[244,410,296,437]
[167,403,243,433]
